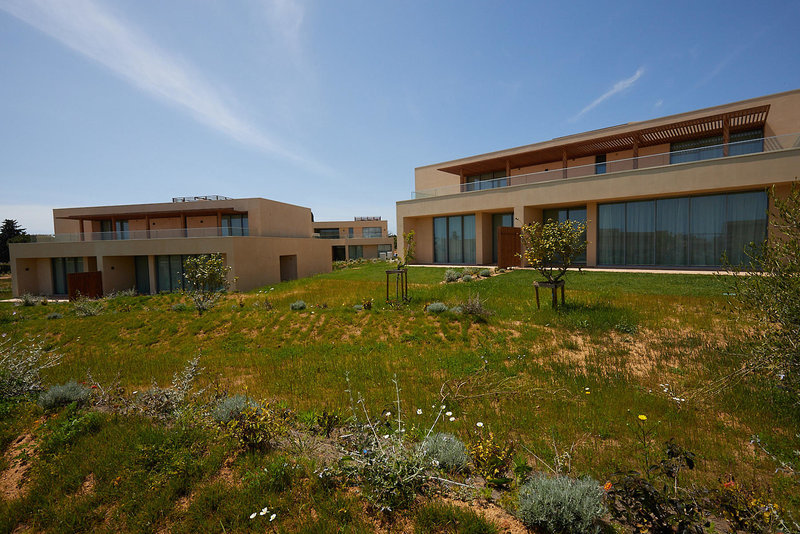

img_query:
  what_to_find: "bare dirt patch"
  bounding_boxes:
[442,497,530,534]
[0,432,37,500]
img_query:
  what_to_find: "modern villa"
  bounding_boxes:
[396,89,800,268]
[9,196,333,297]
[313,217,394,261]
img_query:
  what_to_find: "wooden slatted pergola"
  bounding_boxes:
[439,104,770,179]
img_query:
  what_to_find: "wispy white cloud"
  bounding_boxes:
[571,67,645,121]
[0,0,328,173]
[261,0,305,59]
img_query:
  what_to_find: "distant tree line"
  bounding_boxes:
[1,219,31,265]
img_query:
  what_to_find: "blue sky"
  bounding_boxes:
[1,0,799,234]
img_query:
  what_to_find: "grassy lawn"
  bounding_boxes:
[1,261,798,530]
[0,275,11,301]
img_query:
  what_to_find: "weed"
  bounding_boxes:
[73,296,104,317]
[39,404,103,454]
[469,431,514,487]
[459,293,492,320]
[136,357,203,419]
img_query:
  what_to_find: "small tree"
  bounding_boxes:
[182,253,231,314]
[0,219,28,263]
[519,219,587,283]
[400,230,416,267]
[726,185,800,400]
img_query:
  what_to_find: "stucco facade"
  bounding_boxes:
[312,218,394,261]
[10,197,332,297]
[397,90,800,268]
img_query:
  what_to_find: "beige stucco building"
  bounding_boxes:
[397,89,800,268]
[10,196,333,297]
[312,217,394,261]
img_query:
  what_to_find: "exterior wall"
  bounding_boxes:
[398,149,800,266]
[9,198,335,297]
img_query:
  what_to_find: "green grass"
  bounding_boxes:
[1,261,798,529]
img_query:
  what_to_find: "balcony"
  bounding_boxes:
[411,133,800,199]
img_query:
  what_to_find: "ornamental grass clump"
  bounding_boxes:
[421,432,470,473]
[290,300,307,311]
[517,474,605,534]
[38,380,91,411]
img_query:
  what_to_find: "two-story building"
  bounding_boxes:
[10,196,332,297]
[397,89,800,268]
[312,217,394,261]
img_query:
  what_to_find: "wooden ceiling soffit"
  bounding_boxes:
[439,104,770,175]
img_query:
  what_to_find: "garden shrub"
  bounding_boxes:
[182,253,231,314]
[421,432,470,473]
[136,357,202,419]
[19,293,41,306]
[171,302,190,312]
[469,431,514,487]
[226,403,286,450]
[517,474,605,534]
[449,305,463,315]
[0,338,61,400]
[73,296,104,317]
[460,293,492,320]
[39,380,91,411]
[212,394,258,423]
[479,269,492,277]
[290,300,307,311]
[415,501,498,534]
[426,302,448,313]
[461,274,474,282]
[46,312,63,320]
[357,449,427,513]
[444,269,461,283]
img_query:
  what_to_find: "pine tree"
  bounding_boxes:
[0,219,28,263]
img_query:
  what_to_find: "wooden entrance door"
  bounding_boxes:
[497,227,521,268]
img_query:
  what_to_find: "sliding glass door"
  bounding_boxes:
[433,214,476,264]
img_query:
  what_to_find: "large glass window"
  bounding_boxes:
[433,214,476,264]
[115,220,129,240]
[595,154,607,175]
[362,227,382,238]
[348,245,363,259]
[670,128,763,164]
[463,171,507,192]
[100,220,113,240]
[222,214,248,236]
[598,191,767,267]
[134,256,150,295]
[543,207,587,264]
[315,228,340,239]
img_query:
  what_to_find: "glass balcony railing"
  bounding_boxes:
[18,226,316,243]
[411,133,800,199]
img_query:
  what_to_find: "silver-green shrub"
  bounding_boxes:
[517,474,605,534]
[212,394,258,423]
[290,300,307,311]
[0,338,61,400]
[73,296,104,317]
[426,302,448,313]
[444,269,461,283]
[39,381,91,410]
[461,274,474,282]
[421,432,470,473]
[479,269,492,277]
[46,312,63,320]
